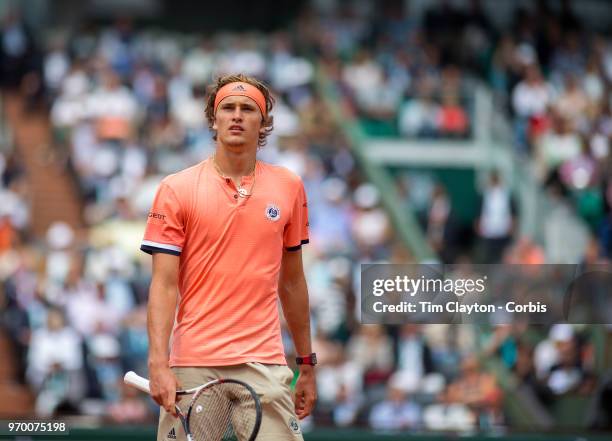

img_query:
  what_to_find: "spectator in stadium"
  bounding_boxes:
[118,305,149,376]
[65,278,122,337]
[351,184,392,259]
[511,64,553,153]
[50,62,89,131]
[555,74,590,129]
[316,342,363,427]
[1,272,30,384]
[437,93,469,138]
[488,34,522,98]
[0,156,30,239]
[483,324,521,369]
[535,112,582,182]
[0,10,38,89]
[88,69,139,142]
[27,308,81,385]
[422,324,477,379]
[543,325,595,396]
[27,308,85,416]
[369,374,421,432]
[475,171,517,263]
[87,332,123,402]
[308,177,352,255]
[513,342,553,406]
[559,136,599,192]
[426,183,451,256]
[439,355,503,428]
[42,35,69,97]
[342,50,384,112]
[397,90,441,139]
[347,324,394,400]
[396,324,434,390]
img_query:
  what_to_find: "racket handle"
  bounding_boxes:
[124,371,151,394]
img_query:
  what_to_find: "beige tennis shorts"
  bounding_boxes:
[157,363,304,441]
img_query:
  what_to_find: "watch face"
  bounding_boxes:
[311,353,317,365]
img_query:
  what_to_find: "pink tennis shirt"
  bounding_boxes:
[141,158,309,366]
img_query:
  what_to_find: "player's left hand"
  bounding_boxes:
[294,365,317,419]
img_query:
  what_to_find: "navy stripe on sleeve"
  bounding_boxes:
[285,239,310,252]
[140,244,181,256]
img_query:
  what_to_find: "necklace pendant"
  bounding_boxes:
[238,187,249,197]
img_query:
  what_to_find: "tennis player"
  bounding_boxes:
[141,74,317,440]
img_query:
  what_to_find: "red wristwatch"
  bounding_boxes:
[295,353,317,366]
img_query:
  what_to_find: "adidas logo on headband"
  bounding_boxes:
[214,81,267,117]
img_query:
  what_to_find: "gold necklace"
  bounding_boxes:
[212,154,256,198]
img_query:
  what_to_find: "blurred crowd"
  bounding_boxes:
[0,0,610,434]
[497,2,612,263]
[300,0,612,265]
[299,0,477,139]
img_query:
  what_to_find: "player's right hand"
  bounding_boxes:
[149,365,180,417]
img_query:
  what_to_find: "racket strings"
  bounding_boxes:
[189,382,259,441]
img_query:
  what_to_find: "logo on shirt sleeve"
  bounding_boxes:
[265,204,281,222]
[148,212,166,225]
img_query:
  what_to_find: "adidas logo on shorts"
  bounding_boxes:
[167,427,177,439]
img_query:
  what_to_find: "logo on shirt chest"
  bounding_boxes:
[265,203,281,222]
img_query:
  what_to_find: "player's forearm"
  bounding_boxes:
[147,278,178,368]
[278,276,312,356]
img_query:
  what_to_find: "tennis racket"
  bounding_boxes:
[124,371,262,441]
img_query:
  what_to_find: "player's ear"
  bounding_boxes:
[259,117,267,132]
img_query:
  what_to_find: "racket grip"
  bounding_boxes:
[124,371,151,394]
